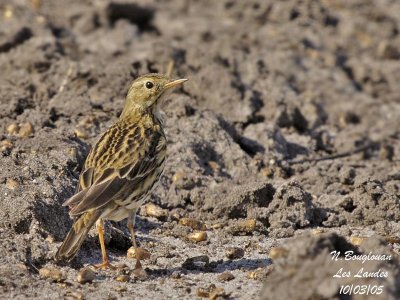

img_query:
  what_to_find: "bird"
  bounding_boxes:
[55,73,188,269]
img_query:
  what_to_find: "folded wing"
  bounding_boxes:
[63,121,166,217]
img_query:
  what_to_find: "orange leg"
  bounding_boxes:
[93,219,117,270]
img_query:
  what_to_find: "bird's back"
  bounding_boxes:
[64,113,167,217]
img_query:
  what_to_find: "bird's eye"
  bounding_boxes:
[145,81,154,89]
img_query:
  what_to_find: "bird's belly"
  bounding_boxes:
[104,207,131,222]
[107,164,164,221]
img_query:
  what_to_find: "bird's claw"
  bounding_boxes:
[91,260,126,270]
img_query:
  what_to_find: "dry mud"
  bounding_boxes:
[0,0,399,299]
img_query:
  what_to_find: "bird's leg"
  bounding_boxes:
[93,219,116,270]
[127,213,138,248]
[127,212,142,269]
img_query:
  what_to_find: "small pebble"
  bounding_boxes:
[127,247,151,260]
[208,160,219,171]
[261,167,274,178]
[180,218,206,230]
[39,266,66,282]
[78,115,97,128]
[225,247,244,260]
[349,236,365,246]
[170,208,185,221]
[217,271,235,282]
[196,287,210,298]
[196,284,227,299]
[247,267,268,281]
[209,287,227,300]
[18,122,34,137]
[187,231,207,242]
[74,128,88,139]
[3,5,13,19]
[116,275,129,282]
[268,247,288,260]
[114,285,127,292]
[7,123,19,135]
[143,203,168,220]
[311,228,324,235]
[76,267,96,284]
[127,246,137,258]
[182,255,209,270]
[172,171,186,183]
[211,223,224,230]
[0,139,13,151]
[5,178,19,190]
[45,235,55,243]
[241,219,256,231]
[229,219,257,234]
[58,282,69,288]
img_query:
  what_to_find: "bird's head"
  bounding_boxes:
[121,73,187,118]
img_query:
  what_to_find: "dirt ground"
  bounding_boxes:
[0,0,399,299]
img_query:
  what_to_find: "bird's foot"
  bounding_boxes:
[92,260,126,270]
[131,259,148,279]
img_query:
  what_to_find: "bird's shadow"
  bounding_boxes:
[145,257,272,279]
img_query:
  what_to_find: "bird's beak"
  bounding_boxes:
[164,78,188,90]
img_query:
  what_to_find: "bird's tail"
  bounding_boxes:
[55,210,102,262]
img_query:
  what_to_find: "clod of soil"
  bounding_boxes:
[261,233,400,300]
[76,267,96,284]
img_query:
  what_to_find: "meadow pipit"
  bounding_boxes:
[55,73,188,269]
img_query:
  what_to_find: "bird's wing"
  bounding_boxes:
[63,121,166,216]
